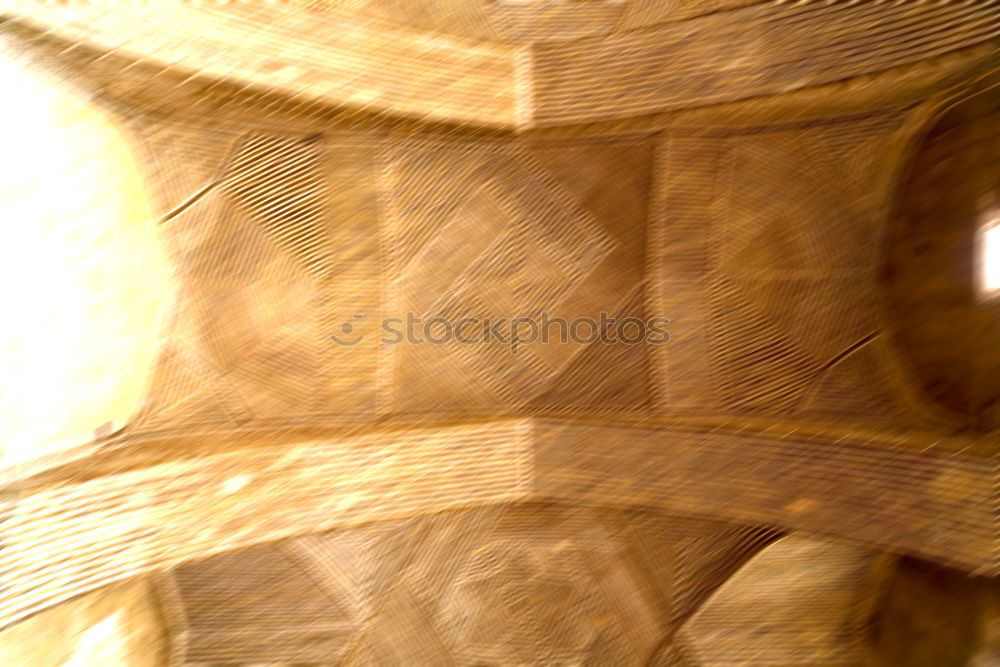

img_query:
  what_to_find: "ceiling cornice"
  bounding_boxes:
[3,2,997,131]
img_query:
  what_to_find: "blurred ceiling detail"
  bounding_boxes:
[0,1,997,663]
[4,417,995,631]
[886,83,1000,431]
[0,578,165,666]
[870,556,1000,666]
[678,533,895,664]
[154,504,779,663]
[2,1,997,128]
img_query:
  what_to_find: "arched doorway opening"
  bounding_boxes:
[0,49,172,469]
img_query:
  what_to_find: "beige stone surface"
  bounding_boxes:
[0,2,997,663]
[0,578,165,667]
[154,503,777,664]
[678,534,895,664]
[5,3,998,128]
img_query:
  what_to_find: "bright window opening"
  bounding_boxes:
[981,217,1000,297]
[0,50,172,469]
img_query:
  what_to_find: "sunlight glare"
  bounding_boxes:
[0,50,172,468]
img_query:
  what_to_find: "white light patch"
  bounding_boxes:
[64,613,127,667]
[219,474,253,495]
[0,50,172,468]
[982,221,1000,294]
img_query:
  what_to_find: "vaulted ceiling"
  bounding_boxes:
[0,2,998,664]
